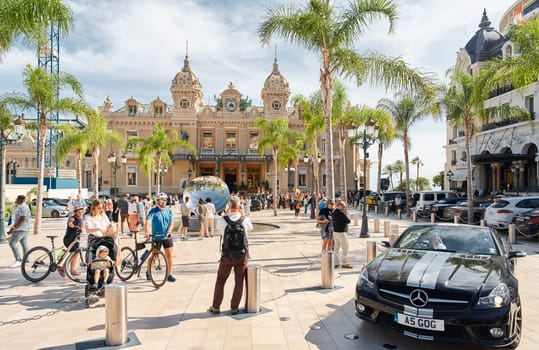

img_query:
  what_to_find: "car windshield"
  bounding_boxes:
[395,226,499,255]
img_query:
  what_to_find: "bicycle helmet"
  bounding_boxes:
[156,192,168,201]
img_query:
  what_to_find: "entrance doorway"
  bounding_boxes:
[225,171,238,193]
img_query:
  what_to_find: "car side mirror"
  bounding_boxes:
[380,241,391,248]
[508,250,527,259]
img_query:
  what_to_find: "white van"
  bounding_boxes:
[412,190,458,216]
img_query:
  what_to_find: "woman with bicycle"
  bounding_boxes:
[58,205,85,277]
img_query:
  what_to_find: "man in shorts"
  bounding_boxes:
[180,196,191,240]
[145,192,176,282]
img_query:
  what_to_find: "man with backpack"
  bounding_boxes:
[208,196,253,315]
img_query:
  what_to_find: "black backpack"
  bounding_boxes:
[222,215,247,261]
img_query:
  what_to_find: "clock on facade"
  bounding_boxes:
[272,101,281,110]
[225,99,237,112]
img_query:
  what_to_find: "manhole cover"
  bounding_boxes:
[344,334,359,340]
[310,324,322,330]
[279,317,290,321]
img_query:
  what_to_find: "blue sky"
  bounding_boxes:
[0,0,512,190]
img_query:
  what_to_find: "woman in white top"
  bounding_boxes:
[85,199,120,265]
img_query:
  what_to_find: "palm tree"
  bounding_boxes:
[443,68,529,222]
[254,116,296,216]
[378,92,439,209]
[259,0,437,200]
[393,160,405,187]
[411,156,423,191]
[127,123,195,195]
[292,93,325,207]
[383,163,395,190]
[56,124,87,196]
[366,106,395,194]
[2,65,88,235]
[81,110,123,198]
[0,0,73,59]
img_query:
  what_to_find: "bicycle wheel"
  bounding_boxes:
[21,246,53,282]
[115,246,136,281]
[148,250,168,288]
[65,250,87,283]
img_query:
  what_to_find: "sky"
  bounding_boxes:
[0,0,514,190]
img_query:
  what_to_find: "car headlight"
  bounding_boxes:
[477,283,510,308]
[360,268,375,289]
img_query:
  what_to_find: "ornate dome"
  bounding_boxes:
[171,54,202,90]
[464,9,507,64]
[262,58,290,95]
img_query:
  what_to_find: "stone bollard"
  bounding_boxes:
[412,210,417,222]
[508,224,517,245]
[321,251,334,289]
[385,206,389,216]
[397,209,401,220]
[391,224,399,236]
[454,216,459,224]
[105,284,128,346]
[430,213,435,223]
[367,241,377,262]
[480,220,485,227]
[384,221,390,237]
[373,218,380,233]
[389,233,400,246]
[354,212,359,226]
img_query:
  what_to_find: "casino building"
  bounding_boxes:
[445,2,539,194]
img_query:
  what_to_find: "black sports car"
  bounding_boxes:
[355,223,526,348]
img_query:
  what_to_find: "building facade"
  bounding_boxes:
[445,4,539,195]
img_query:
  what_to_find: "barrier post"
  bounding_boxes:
[454,216,459,224]
[412,211,417,222]
[367,241,377,262]
[508,224,517,244]
[389,233,400,246]
[397,209,401,219]
[105,284,128,346]
[430,213,435,223]
[354,213,358,226]
[373,218,380,233]
[245,264,261,313]
[480,219,485,227]
[321,251,334,289]
[384,221,390,237]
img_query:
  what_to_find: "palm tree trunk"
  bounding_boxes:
[33,117,46,235]
[313,144,321,216]
[156,154,161,194]
[76,151,82,196]
[416,163,420,191]
[403,131,411,211]
[465,127,473,223]
[148,174,152,198]
[92,146,100,199]
[339,127,346,201]
[377,144,383,194]
[272,148,278,216]
[321,70,335,200]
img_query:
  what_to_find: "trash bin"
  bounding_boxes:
[105,284,128,346]
[321,251,334,289]
[245,264,261,313]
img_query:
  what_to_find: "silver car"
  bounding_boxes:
[41,201,69,218]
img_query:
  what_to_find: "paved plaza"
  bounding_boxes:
[1,207,538,349]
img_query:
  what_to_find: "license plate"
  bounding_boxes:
[395,312,444,331]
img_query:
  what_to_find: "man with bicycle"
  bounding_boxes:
[144,192,176,282]
[58,205,85,277]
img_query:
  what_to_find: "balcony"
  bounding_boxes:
[487,84,514,99]
[480,118,521,132]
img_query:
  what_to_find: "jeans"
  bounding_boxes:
[333,231,348,265]
[9,230,29,261]
[211,255,248,310]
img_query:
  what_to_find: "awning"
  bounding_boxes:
[451,168,467,181]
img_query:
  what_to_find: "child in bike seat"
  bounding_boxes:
[91,245,112,288]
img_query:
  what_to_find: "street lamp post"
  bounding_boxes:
[1,115,25,243]
[158,166,168,193]
[107,152,127,195]
[446,170,454,191]
[7,159,19,184]
[348,119,379,238]
[511,162,524,196]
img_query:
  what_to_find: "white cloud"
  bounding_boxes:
[0,0,514,189]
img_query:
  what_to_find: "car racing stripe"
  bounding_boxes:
[406,252,449,289]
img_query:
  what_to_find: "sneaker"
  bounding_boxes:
[92,283,98,289]
[208,306,220,315]
[11,260,22,268]
[341,263,353,269]
[230,309,240,315]
[146,271,151,280]
[167,275,176,282]
[58,267,65,277]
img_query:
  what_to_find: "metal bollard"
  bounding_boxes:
[397,209,401,219]
[508,224,517,244]
[389,233,400,246]
[454,216,459,224]
[430,213,435,223]
[367,241,377,262]
[412,211,417,222]
[480,220,485,227]
[384,221,390,237]
[105,284,128,346]
[373,218,380,233]
[321,251,334,289]
[245,264,261,313]
[354,212,358,226]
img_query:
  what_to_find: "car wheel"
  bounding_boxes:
[51,210,59,218]
[505,300,522,349]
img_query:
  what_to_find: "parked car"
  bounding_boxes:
[446,199,494,224]
[380,191,406,211]
[426,197,467,219]
[355,223,525,348]
[484,196,539,230]
[513,207,539,237]
[41,201,69,218]
[365,193,380,205]
[411,190,457,216]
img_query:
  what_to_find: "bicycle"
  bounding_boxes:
[21,234,90,283]
[115,233,169,288]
